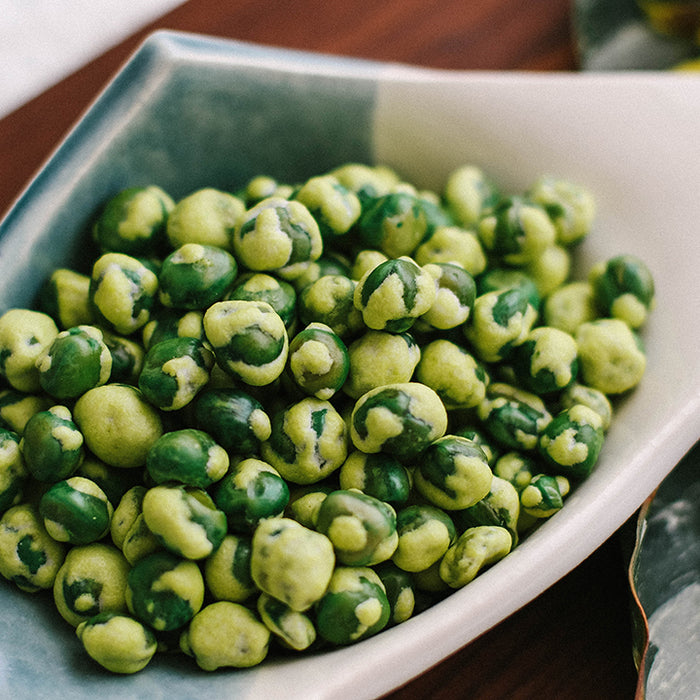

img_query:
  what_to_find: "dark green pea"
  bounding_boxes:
[392,504,456,573]
[192,387,271,455]
[138,337,214,411]
[374,561,416,625]
[0,428,27,514]
[20,405,84,482]
[100,330,144,384]
[141,308,205,350]
[146,428,229,489]
[339,450,411,506]
[520,474,569,518]
[228,273,297,330]
[298,274,363,339]
[213,457,290,532]
[77,455,142,508]
[39,476,113,545]
[36,325,112,400]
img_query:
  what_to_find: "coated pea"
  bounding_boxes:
[392,504,456,572]
[331,162,400,200]
[204,533,256,602]
[374,561,416,625]
[38,268,93,330]
[339,450,411,506]
[350,249,388,281]
[77,455,141,510]
[0,429,26,514]
[476,267,541,310]
[450,424,500,465]
[110,486,160,565]
[444,164,500,228]
[413,225,488,277]
[294,174,362,238]
[240,175,291,205]
[418,262,476,331]
[0,389,52,436]
[101,329,144,384]
[559,382,613,432]
[543,281,597,335]
[520,474,570,518]
[298,274,363,339]
[257,592,316,651]
[524,244,571,298]
[289,253,352,292]
[286,486,331,528]
[142,308,205,350]
[228,273,297,330]
[492,450,537,493]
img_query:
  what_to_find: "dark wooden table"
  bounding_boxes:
[0,1,640,698]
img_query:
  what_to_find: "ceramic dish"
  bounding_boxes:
[1,31,699,700]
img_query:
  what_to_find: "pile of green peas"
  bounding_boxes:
[0,162,655,674]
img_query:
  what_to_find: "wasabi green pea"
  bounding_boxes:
[204,533,256,602]
[38,268,93,330]
[73,384,163,468]
[180,600,270,671]
[203,300,289,387]
[257,592,317,651]
[290,253,352,292]
[510,326,579,395]
[476,267,541,310]
[0,503,66,592]
[40,476,113,544]
[36,325,112,400]
[193,387,271,455]
[316,489,398,566]
[444,164,500,228]
[213,457,290,532]
[392,504,456,573]
[240,175,292,205]
[350,249,389,281]
[520,474,570,518]
[524,244,571,298]
[413,225,488,277]
[538,404,605,480]
[100,329,145,384]
[261,397,347,485]
[110,486,161,565]
[298,274,363,339]
[315,566,390,645]
[146,428,229,488]
[413,435,493,511]
[331,162,400,201]
[232,196,322,273]
[141,484,227,560]
[0,429,26,514]
[92,186,174,256]
[590,254,655,329]
[21,405,84,482]
[450,424,500,465]
[0,308,58,392]
[353,257,437,333]
[287,322,349,400]
[228,273,297,330]
[464,287,538,363]
[374,561,416,625]
[350,382,447,461]
[492,450,537,493]
[166,187,245,249]
[527,175,596,247]
[477,196,556,265]
[294,174,362,238]
[418,262,476,331]
[414,339,488,410]
[477,383,552,451]
[251,517,335,611]
[126,550,205,631]
[286,486,332,529]
[343,330,421,400]
[77,612,157,674]
[559,382,613,432]
[0,389,52,436]
[53,543,130,627]
[158,243,238,310]
[142,308,205,350]
[543,281,597,335]
[439,525,512,588]
[575,318,646,394]
[339,450,411,506]
[138,337,214,411]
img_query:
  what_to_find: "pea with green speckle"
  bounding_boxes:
[339,450,411,506]
[294,174,362,239]
[0,428,27,514]
[559,382,613,432]
[392,504,456,573]
[374,561,416,625]
[227,272,297,330]
[520,474,570,518]
[142,308,205,350]
[298,274,363,339]
[419,262,476,331]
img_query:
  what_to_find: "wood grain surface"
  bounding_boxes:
[0,1,639,698]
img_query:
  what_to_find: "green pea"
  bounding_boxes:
[353,257,437,333]
[92,185,174,256]
[339,450,411,506]
[413,225,487,277]
[203,300,289,387]
[559,382,613,432]
[444,164,500,228]
[227,273,297,330]
[450,424,500,465]
[250,517,335,612]
[294,174,362,239]
[414,435,493,511]
[53,543,130,627]
[298,274,363,339]
[290,253,352,292]
[257,592,317,651]
[538,405,605,480]
[261,396,347,485]
[350,382,447,460]
[125,551,205,631]
[331,162,400,201]
[21,405,84,482]
[77,612,158,674]
[142,308,205,350]
[476,267,541,310]
[192,387,271,455]
[166,187,245,250]
[287,322,349,400]
[141,484,227,560]
[392,504,456,573]
[520,474,570,518]
[110,486,160,566]
[146,428,229,488]
[286,486,332,529]
[77,455,142,509]
[100,329,145,384]
[213,457,290,532]
[36,325,112,400]
[0,503,66,592]
[40,476,113,544]
[524,244,571,298]
[0,308,59,392]
[0,389,52,436]
[492,450,537,493]
[180,600,270,671]
[374,561,416,625]
[204,533,256,603]
[543,281,597,335]
[315,566,390,645]
[418,262,476,332]
[0,428,27,514]
[239,175,291,205]
[350,249,388,281]
[38,268,93,330]
[439,525,512,588]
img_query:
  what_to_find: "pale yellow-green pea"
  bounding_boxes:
[443,164,495,227]
[110,485,146,550]
[418,263,473,330]
[180,601,270,671]
[439,525,512,588]
[392,517,453,573]
[344,331,421,399]
[575,318,646,394]
[43,268,93,329]
[166,187,245,249]
[286,489,328,529]
[0,309,58,392]
[414,339,488,410]
[411,560,450,593]
[53,543,130,627]
[520,475,570,518]
[243,175,280,202]
[543,281,598,335]
[560,382,613,432]
[76,613,157,674]
[250,517,335,612]
[257,592,317,651]
[331,162,400,197]
[120,514,161,565]
[350,249,389,281]
[0,390,52,435]
[524,244,571,298]
[294,174,362,235]
[73,384,163,468]
[493,451,535,493]
[204,533,256,603]
[484,475,521,537]
[413,225,488,277]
